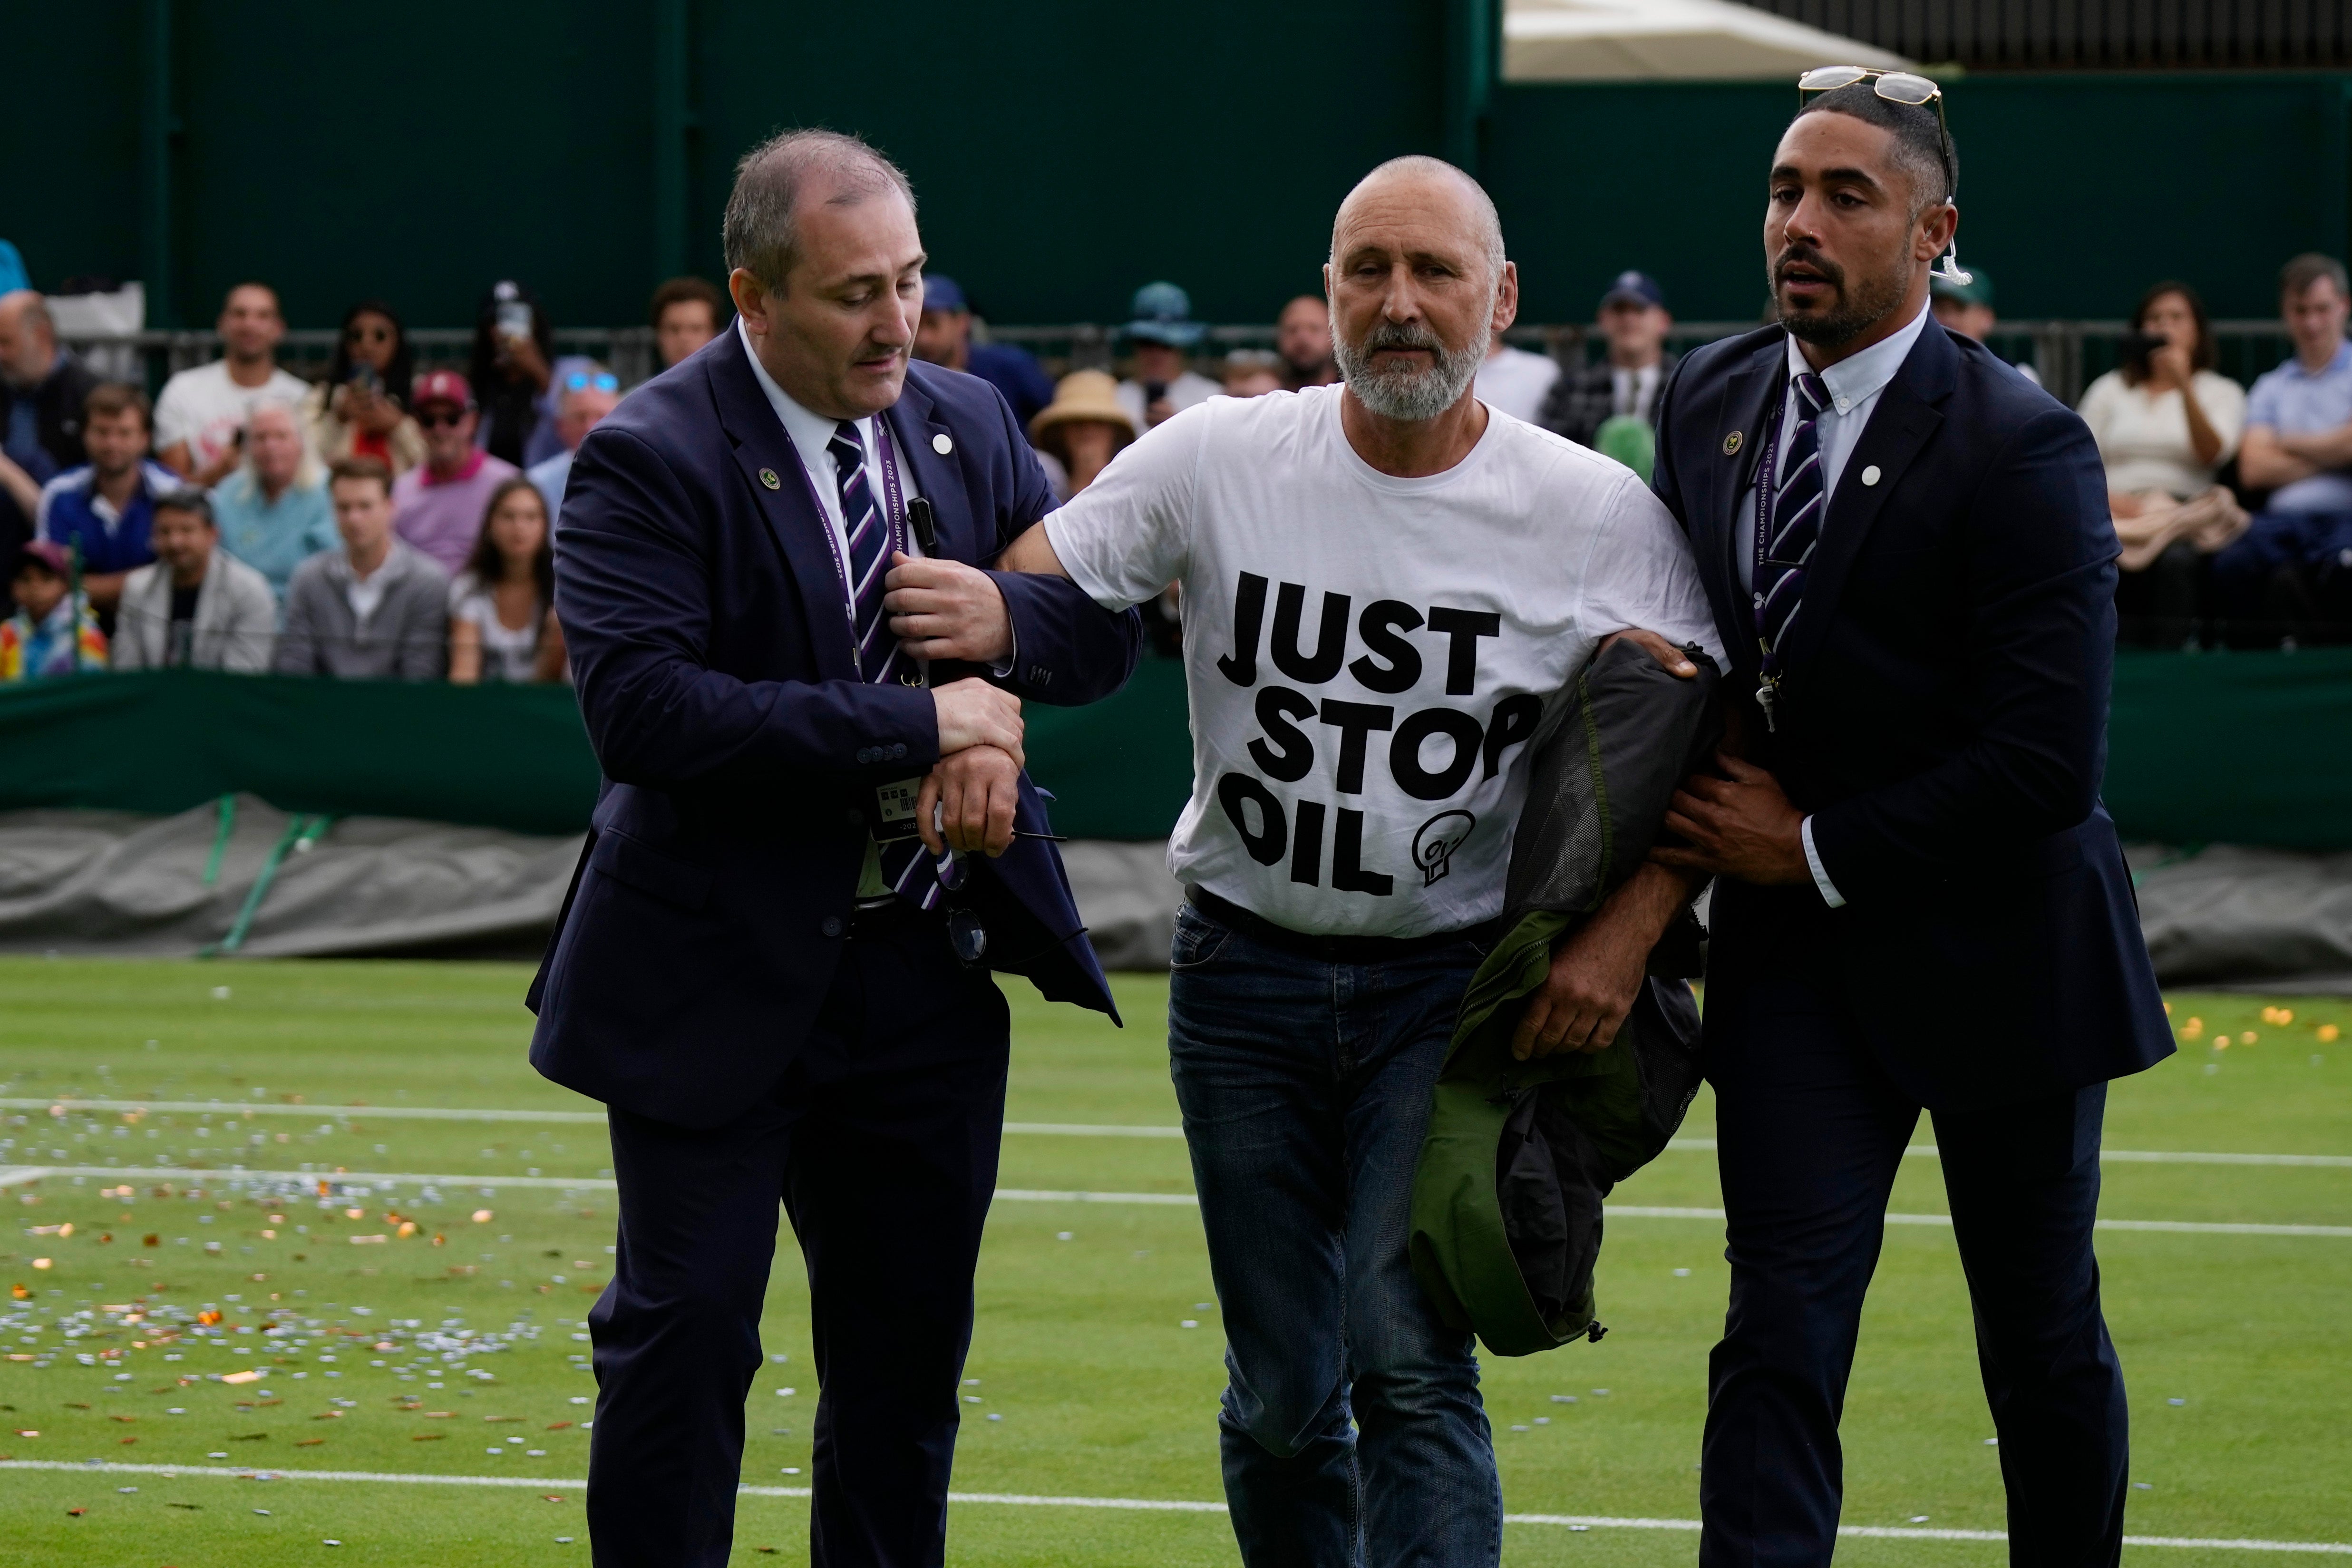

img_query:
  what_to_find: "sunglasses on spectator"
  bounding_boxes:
[345,322,396,344]
[565,371,620,394]
[415,407,468,429]
[1795,65,1971,285]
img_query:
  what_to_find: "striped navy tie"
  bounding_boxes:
[1757,370,1830,666]
[829,420,942,912]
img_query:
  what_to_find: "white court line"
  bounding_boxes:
[994,1187,1200,1206]
[1003,1122,1187,1138]
[7,1166,2346,1237]
[0,1097,604,1124]
[0,1462,2342,1552]
[1665,1137,2352,1169]
[0,1165,603,1192]
[12,1098,2342,1166]
[1609,1204,2352,1239]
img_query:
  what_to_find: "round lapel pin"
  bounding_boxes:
[1861,464,1882,487]
[932,433,954,455]
[758,467,781,490]
[1722,431,1743,456]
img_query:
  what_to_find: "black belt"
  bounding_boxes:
[1184,887,1501,966]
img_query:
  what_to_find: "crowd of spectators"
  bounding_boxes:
[0,276,637,686]
[5,247,2352,685]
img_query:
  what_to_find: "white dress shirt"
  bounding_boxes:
[737,319,926,616]
[1734,302,1934,911]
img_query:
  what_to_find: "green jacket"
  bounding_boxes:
[1409,637,1719,1356]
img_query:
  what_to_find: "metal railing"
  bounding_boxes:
[58,319,2300,411]
[57,327,663,400]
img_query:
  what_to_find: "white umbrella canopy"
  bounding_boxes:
[1506,0,1913,81]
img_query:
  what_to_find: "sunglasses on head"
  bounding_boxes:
[565,371,620,395]
[1796,65,1971,285]
[415,407,467,429]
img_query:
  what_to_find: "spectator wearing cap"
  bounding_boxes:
[36,382,179,616]
[1473,328,1560,425]
[650,277,726,369]
[1930,268,2040,386]
[304,300,425,476]
[278,455,449,680]
[0,537,105,679]
[1275,294,1338,389]
[1538,270,1678,449]
[0,290,104,574]
[391,369,520,575]
[470,280,557,467]
[912,273,1056,429]
[2216,253,2352,631]
[153,282,310,487]
[111,487,276,672]
[526,365,621,521]
[211,400,339,607]
[1115,281,1219,433]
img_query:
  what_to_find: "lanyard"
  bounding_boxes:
[1749,376,1798,730]
[788,414,909,676]
[1749,376,1790,657]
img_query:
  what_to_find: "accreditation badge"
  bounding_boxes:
[866,777,925,843]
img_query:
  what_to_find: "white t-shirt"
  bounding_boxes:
[449,571,544,683]
[1047,385,1720,938]
[154,360,311,472]
[1474,345,1562,424]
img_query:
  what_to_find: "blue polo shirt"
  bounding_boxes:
[212,468,339,604]
[35,460,181,576]
[2246,340,2352,513]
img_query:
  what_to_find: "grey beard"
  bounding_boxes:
[1333,321,1486,422]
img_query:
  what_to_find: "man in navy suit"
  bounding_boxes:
[527,129,1140,1567]
[1644,83,2174,1564]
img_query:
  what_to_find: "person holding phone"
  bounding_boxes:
[2076,281,2248,637]
[305,300,425,475]
[1113,281,1218,432]
[467,280,554,467]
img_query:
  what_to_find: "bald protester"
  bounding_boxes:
[961,155,1724,1561]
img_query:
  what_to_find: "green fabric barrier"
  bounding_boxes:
[2103,648,2352,853]
[0,653,2345,846]
[0,662,1195,841]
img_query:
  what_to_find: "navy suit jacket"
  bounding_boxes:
[527,329,1141,1128]
[1652,319,2172,1110]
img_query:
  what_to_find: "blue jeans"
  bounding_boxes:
[2210,507,2352,616]
[1166,900,1501,1568]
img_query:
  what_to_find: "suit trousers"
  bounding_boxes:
[1698,958,2128,1568]
[584,908,1011,1568]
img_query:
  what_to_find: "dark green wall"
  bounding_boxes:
[4,4,2345,330]
[1489,73,2352,325]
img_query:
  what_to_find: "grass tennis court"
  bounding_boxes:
[1,957,2346,1565]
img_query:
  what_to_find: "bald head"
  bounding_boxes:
[1330,156,1506,291]
[0,291,57,387]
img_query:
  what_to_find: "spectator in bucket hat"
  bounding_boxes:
[1116,281,1219,434]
